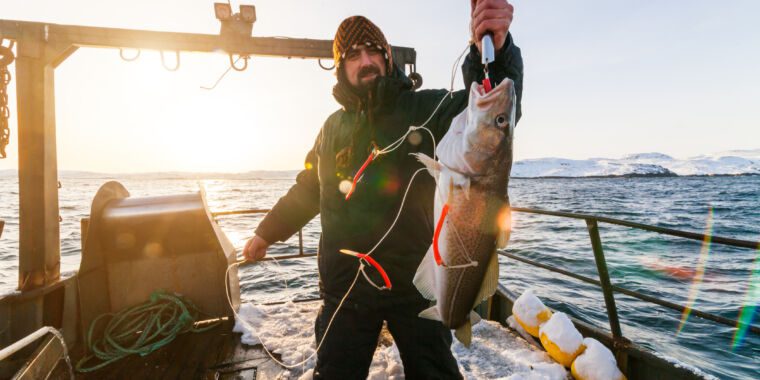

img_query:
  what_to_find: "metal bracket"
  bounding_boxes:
[317,58,334,71]
[229,53,249,72]
[119,48,141,62]
[160,50,180,72]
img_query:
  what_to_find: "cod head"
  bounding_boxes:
[462,79,516,176]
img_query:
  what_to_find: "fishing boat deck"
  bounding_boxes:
[42,296,574,380]
[49,319,284,380]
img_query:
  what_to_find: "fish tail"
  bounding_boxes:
[454,319,473,347]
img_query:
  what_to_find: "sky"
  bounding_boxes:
[0,0,758,173]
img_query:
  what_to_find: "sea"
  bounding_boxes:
[0,174,758,379]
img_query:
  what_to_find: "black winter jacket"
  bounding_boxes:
[256,34,523,308]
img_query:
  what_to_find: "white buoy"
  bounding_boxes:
[539,312,585,367]
[512,289,552,337]
[572,338,627,380]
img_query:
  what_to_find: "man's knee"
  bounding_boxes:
[385,302,462,379]
[313,301,383,379]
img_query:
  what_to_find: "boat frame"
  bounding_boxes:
[1,11,758,380]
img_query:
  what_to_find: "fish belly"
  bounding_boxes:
[435,184,500,329]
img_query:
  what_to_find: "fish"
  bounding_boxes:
[412,78,516,347]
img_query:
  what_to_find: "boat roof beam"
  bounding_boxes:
[0,20,417,68]
[0,18,416,292]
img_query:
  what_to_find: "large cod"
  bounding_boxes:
[413,78,516,346]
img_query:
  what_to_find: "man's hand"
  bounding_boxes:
[471,0,514,52]
[243,235,270,261]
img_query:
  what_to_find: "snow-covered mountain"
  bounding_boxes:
[2,150,758,179]
[512,149,760,178]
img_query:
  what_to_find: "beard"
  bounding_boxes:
[353,65,383,95]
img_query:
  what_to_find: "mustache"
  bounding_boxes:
[358,65,381,78]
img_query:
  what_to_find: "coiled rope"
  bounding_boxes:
[75,290,220,373]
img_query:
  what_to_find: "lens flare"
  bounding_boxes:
[677,206,713,334]
[731,246,759,350]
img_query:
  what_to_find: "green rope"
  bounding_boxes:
[75,290,221,373]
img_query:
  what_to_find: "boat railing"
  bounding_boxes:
[211,207,760,340]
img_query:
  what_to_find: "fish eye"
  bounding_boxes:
[495,114,509,128]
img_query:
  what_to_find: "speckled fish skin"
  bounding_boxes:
[414,78,516,336]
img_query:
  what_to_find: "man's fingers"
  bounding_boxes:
[243,238,256,260]
[472,8,512,34]
[474,19,508,44]
[472,0,510,21]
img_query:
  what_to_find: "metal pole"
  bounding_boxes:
[586,219,623,340]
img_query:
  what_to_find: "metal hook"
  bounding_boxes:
[119,48,141,62]
[201,56,245,90]
[160,50,180,72]
[229,54,249,72]
[408,63,422,90]
[318,59,335,71]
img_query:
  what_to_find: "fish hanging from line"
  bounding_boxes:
[413,78,516,347]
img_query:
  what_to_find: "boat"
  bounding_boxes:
[0,6,757,379]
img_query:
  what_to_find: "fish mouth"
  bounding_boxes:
[474,80,512,110]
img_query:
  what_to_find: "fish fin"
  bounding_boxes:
[469,310,482,326]
[446,170,471,200]
[462,177,471,200]
[474,252,500,306]
[454,320,473,347]
[412,153,441,177]
[418,306,442,321]
[413,246,438,301]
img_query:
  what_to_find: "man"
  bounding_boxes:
[244,1,522,378]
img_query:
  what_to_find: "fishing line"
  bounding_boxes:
[224,260,361,369]
[234,240,290,291]
[227,42,477,371]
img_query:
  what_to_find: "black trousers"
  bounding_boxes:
[312,297,463,380]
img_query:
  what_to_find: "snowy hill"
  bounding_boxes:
[512,149,760,178]
[2,150,758,179]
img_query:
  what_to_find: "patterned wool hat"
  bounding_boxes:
[332,15,393,74]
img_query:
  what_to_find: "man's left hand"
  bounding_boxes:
[471,0,514,52]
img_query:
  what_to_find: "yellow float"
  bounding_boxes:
[539,312,585,367]
[571,338,627,380]
[512,289,553,337]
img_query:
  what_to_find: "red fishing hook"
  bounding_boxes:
[345,149,378,200]
[339,249,392,289]
[433,204,450,266]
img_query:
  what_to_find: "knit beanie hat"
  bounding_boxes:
[333,15,393,75]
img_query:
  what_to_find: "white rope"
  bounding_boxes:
[225,260,361,369]
[227,42,476,371]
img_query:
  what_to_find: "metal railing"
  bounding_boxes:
[212,207,760,337]
[505,207,760,339]
[212,209,310,260]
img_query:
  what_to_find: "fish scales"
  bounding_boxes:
[413,78,516,346]
[440,184,505,328]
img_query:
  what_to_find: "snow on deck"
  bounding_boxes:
[234,301,568,380]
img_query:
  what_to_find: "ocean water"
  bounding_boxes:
[0,175,758,379]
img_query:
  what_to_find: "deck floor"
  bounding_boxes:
[50,319,285,380]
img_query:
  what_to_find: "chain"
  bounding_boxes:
[0,39,15,159]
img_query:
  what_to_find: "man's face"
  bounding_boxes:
[343,44,387,93]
